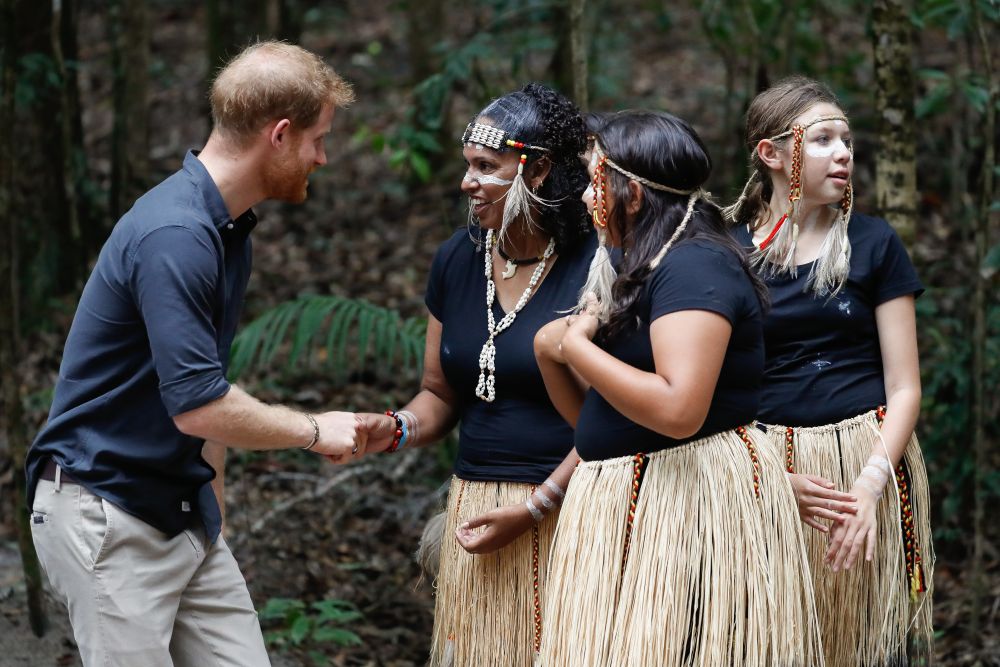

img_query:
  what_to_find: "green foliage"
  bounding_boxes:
[259,597,363,658]
[14,53,61,108]
[912,0,999,114]
[983,243,1000,279]
[228,296,426,382]
[916,288,1000,540]
[355,0,568,186]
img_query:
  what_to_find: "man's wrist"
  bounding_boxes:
[301,413,320,450]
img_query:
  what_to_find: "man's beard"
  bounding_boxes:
[264,149,311,203]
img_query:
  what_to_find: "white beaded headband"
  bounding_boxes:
[592,141,696,196]
[462,122,549,153]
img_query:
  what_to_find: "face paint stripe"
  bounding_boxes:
[464,172,514,186]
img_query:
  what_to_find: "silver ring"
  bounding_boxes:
[352,444,359,455]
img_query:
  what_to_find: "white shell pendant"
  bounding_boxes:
[501,259,517,279]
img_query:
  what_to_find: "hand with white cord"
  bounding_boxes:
[825,455,891,572]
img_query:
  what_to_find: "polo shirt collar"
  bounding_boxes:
[183,150,258,234]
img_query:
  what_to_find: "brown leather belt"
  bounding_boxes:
[40,459,78,484]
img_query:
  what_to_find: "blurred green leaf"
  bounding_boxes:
[229,296,425,382]
[916,82,953,118]
[290,616,312,645]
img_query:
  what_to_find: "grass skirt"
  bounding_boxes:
[539,427,823,667]
[429,477,559,667]
[760,409,934,666]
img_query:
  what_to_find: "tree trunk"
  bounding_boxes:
[872,0,918,245]
[567,0,588,111]
[205,0,268,118]
[51,0,85,286]
[405,0,444,86]
[109,0,150,221]
[1,0,47,638]
[264,0,303,42]
[59,0,99,257]
[968,0,996,653]
[548,0,588,108]
[11,0,89,312]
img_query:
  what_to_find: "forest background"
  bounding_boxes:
[0,0,997,665]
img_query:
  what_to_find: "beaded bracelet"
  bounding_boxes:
[397,410,419,447]
[384,410,404,453]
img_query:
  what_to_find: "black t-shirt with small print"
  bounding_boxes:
[733,213,923,427]
[425,227,597,484]
[574,239,765,461]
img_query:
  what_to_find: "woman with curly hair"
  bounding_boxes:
[534,110,823,666]
[727,76,933,666]
[357,83,594,666]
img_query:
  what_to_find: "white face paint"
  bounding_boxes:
[803,119,853,158]
[463,170,514,187]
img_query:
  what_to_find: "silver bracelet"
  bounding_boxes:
[524,498,544,522]
[534,490,556,511]
[543,479,565,500]
[301,413,320,451]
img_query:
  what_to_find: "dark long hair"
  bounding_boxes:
[473,82,590,253]
[595,110,769,342]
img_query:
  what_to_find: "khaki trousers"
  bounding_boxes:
[30,474,270,667]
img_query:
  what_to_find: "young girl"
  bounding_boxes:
[359,83,594,666]
[727,76,934,666]
[535,110,822,666]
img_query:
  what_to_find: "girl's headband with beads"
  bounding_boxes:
[767,114,850,142]
[592,141,696,196]
[462,122,550,153]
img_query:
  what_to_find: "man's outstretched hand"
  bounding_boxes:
[309,412,368,462]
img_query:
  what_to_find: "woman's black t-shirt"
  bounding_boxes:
[425,227,597,484]
[574,239,765,461]
[733,213,923,427]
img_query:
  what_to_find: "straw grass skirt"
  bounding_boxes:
[539,427,823,667]
[760,409,934,667]
[429,477,559,667]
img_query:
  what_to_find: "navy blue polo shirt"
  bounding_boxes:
[25,150,255,541]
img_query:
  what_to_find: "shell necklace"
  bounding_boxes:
[475,229,556,402]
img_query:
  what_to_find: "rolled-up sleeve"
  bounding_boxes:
[129,225,231,416]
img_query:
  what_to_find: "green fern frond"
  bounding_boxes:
[228,295,426,381]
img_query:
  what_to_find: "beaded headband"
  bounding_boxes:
[592,141,696,196]
[461,122,549,153]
